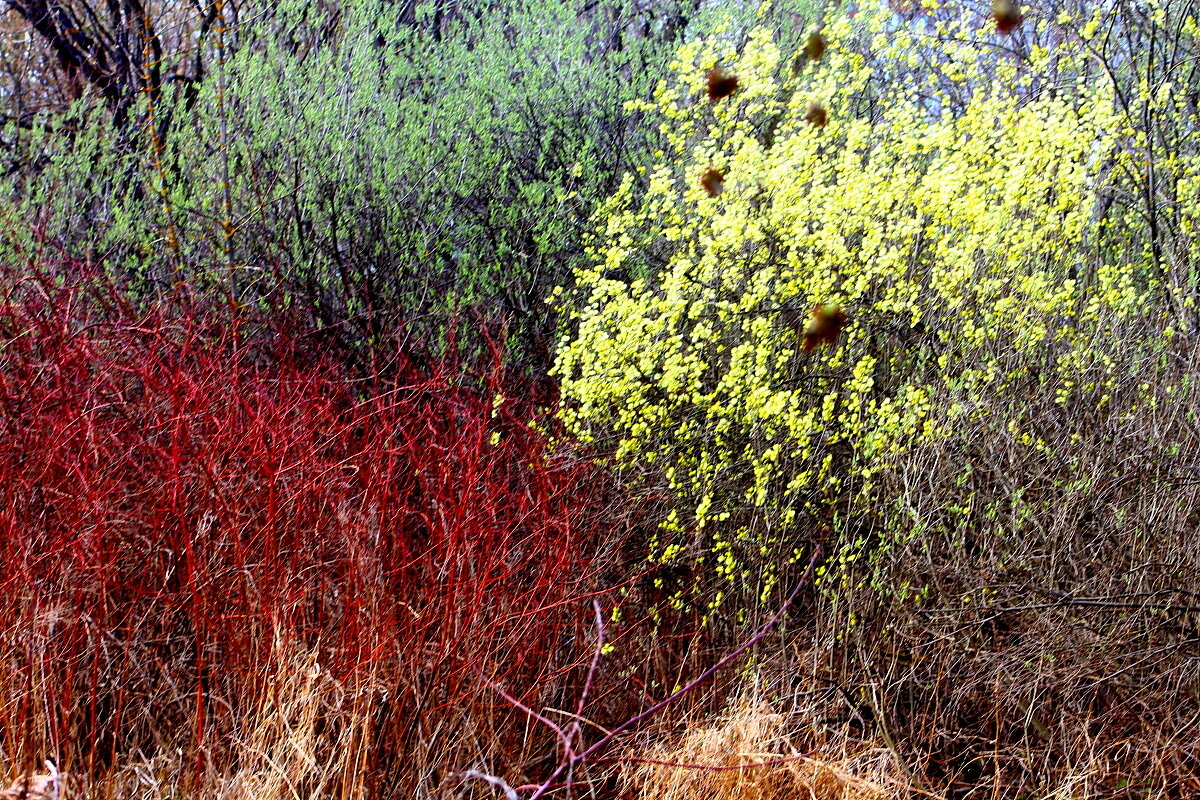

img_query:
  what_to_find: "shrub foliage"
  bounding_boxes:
[554,6,1192,609]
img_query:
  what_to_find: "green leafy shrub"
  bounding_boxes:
[3,1,666,353]
[553,8,1167,611]
[2,0,838,368]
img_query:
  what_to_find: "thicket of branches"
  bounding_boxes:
[554,1,1200,796]
[0,0,828,369]
[3,0,1200,798]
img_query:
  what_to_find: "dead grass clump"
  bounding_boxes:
[220,638,367,800]
[1,764,68,800]
[622,699,894,800]
[83,638,370,800]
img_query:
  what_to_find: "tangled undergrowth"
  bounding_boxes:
[4,1,1200,798]
[0,264,691,799]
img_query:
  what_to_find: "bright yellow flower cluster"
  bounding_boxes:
[553,9,1149,605]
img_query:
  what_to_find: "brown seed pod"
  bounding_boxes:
[804,102,828,128]
[707,68,739,102]
[993,0,1023,33]
[802,303,848,353]
[804,32,827,62]
[701,167,725,197]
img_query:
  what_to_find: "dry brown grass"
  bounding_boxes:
[6,639,371,800]
[620,697,898,800]
[1,765,69,800]
[1,644,1188,800]
[217,640,370,800]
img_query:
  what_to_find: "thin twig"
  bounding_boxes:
[473,671,577,761]
[461,770,519,800]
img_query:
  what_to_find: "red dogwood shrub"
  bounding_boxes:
[0,266,645,792]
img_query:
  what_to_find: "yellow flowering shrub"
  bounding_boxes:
[553,7,1151,608]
